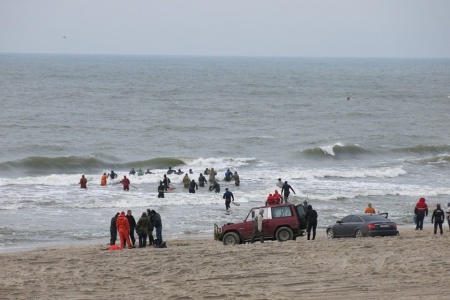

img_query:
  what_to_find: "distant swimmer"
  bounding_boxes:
[167,167,176,175]
[100,173,109,186]
[121,175,130,191]
[204,168,209,175]
[189,179,198,193]
[137,168,144,176]
[176,168,184,175]
[347,97,351,101]
[280,181,296,203]
[129,168,136,175]
[189,169,193,174]
[79,175,88,189]
[145,169,153,174]
[110,170,117,179]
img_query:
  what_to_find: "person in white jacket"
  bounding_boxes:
[250,208,264,243]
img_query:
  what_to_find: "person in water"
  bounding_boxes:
[167,167,176,175]
[189,179,198,193]
[209,181,220,193]
[137,168,144,176]
[162,175,171,191]
[232,171,240,186]
[145,169,153,174]
[305,205,318,240]
[364,203,376,214]
[176,168,184,175]
[224,169,233,182]
[182,174,190,188]
[281,181,296,203]
[110,170,117,179]
[79,175,88,189]
[276,178,283,188]
[100,173,109,186]
[189,169,193,174]
[222,188,235,210]
[157,181,165,198]
[431,203,445,235]
[129,168,136,175]
[204,168,209,175]
[121,176,130,191]
[198,173,207,187]
[414,197,428,230]
[208,168,217,185]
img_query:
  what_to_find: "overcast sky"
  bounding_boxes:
[1,0,449,58]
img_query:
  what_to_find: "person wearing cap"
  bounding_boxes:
[280,181,296,203]
[250,208,264,243]
[414,197,428,230]
[222,188,235,210]
[116,211,133,249]
[364,203,376,214]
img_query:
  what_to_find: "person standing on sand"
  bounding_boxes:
[414,197,428,230]
[79,175,88,189]
[222,188,235,210]
[364,203,376,214]
[446,203,450,231]
[136,212,149,248]
[305,205,318,240]
[281,181,296,203]
[431,203,445,235]
[126,210,136,248]
[116,211,133,249]
[110,212,119,245]
[121,175,130,191]
[147,208,155,246]
[150,210,163,244]
[100,173,109,186]
[250,208,264,243]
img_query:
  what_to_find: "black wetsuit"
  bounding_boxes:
[305,207,318,240]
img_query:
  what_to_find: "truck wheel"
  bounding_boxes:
[222,232,240,245]
[276,227,293,242]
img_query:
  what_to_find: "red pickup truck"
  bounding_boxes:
[214,203,308,245]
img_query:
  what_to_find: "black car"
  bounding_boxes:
[326,213,399,238]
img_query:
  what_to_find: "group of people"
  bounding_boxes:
[413,197,450,234]
[110,209,164,249]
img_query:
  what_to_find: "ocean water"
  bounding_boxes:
[1,54,450,252]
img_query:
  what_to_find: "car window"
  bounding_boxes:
[272,206,293,218]
[340,215,353,223]
[350,215,363,222]
[247,208,271,222]
[296,204,306,218]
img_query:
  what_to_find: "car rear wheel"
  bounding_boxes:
[276,227,293,242]
[354,229,363,238]
[327,229,334,239]
[222,232,240,245]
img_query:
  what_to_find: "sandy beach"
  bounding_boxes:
[1,227,449,300]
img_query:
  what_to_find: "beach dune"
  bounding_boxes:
[1,228,449,299]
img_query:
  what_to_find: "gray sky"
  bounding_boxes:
[1,0,449,58]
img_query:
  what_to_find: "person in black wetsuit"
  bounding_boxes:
[126,210,136,248]
[157,181,165,198]
[110,170,117,179]
[305,205,318,240]
[110,212,120,245]
[198,173,207,187]
[162,175,171,191]
[189,179,198,193]
[281,181,296,203]
[167,167,176,175]
[431,203,445,235]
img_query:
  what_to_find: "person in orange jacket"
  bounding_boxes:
[100,173,109,186]
[116,211,133,249]
[121,176,130,191]
[79,175,88,189]
[364,203,376,214]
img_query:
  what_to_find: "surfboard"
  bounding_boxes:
[232,202,240,206]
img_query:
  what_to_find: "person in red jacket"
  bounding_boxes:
[116,211,133,249]
[273,190,283,204]
[414,197,428,230]
[121,176,130,191]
